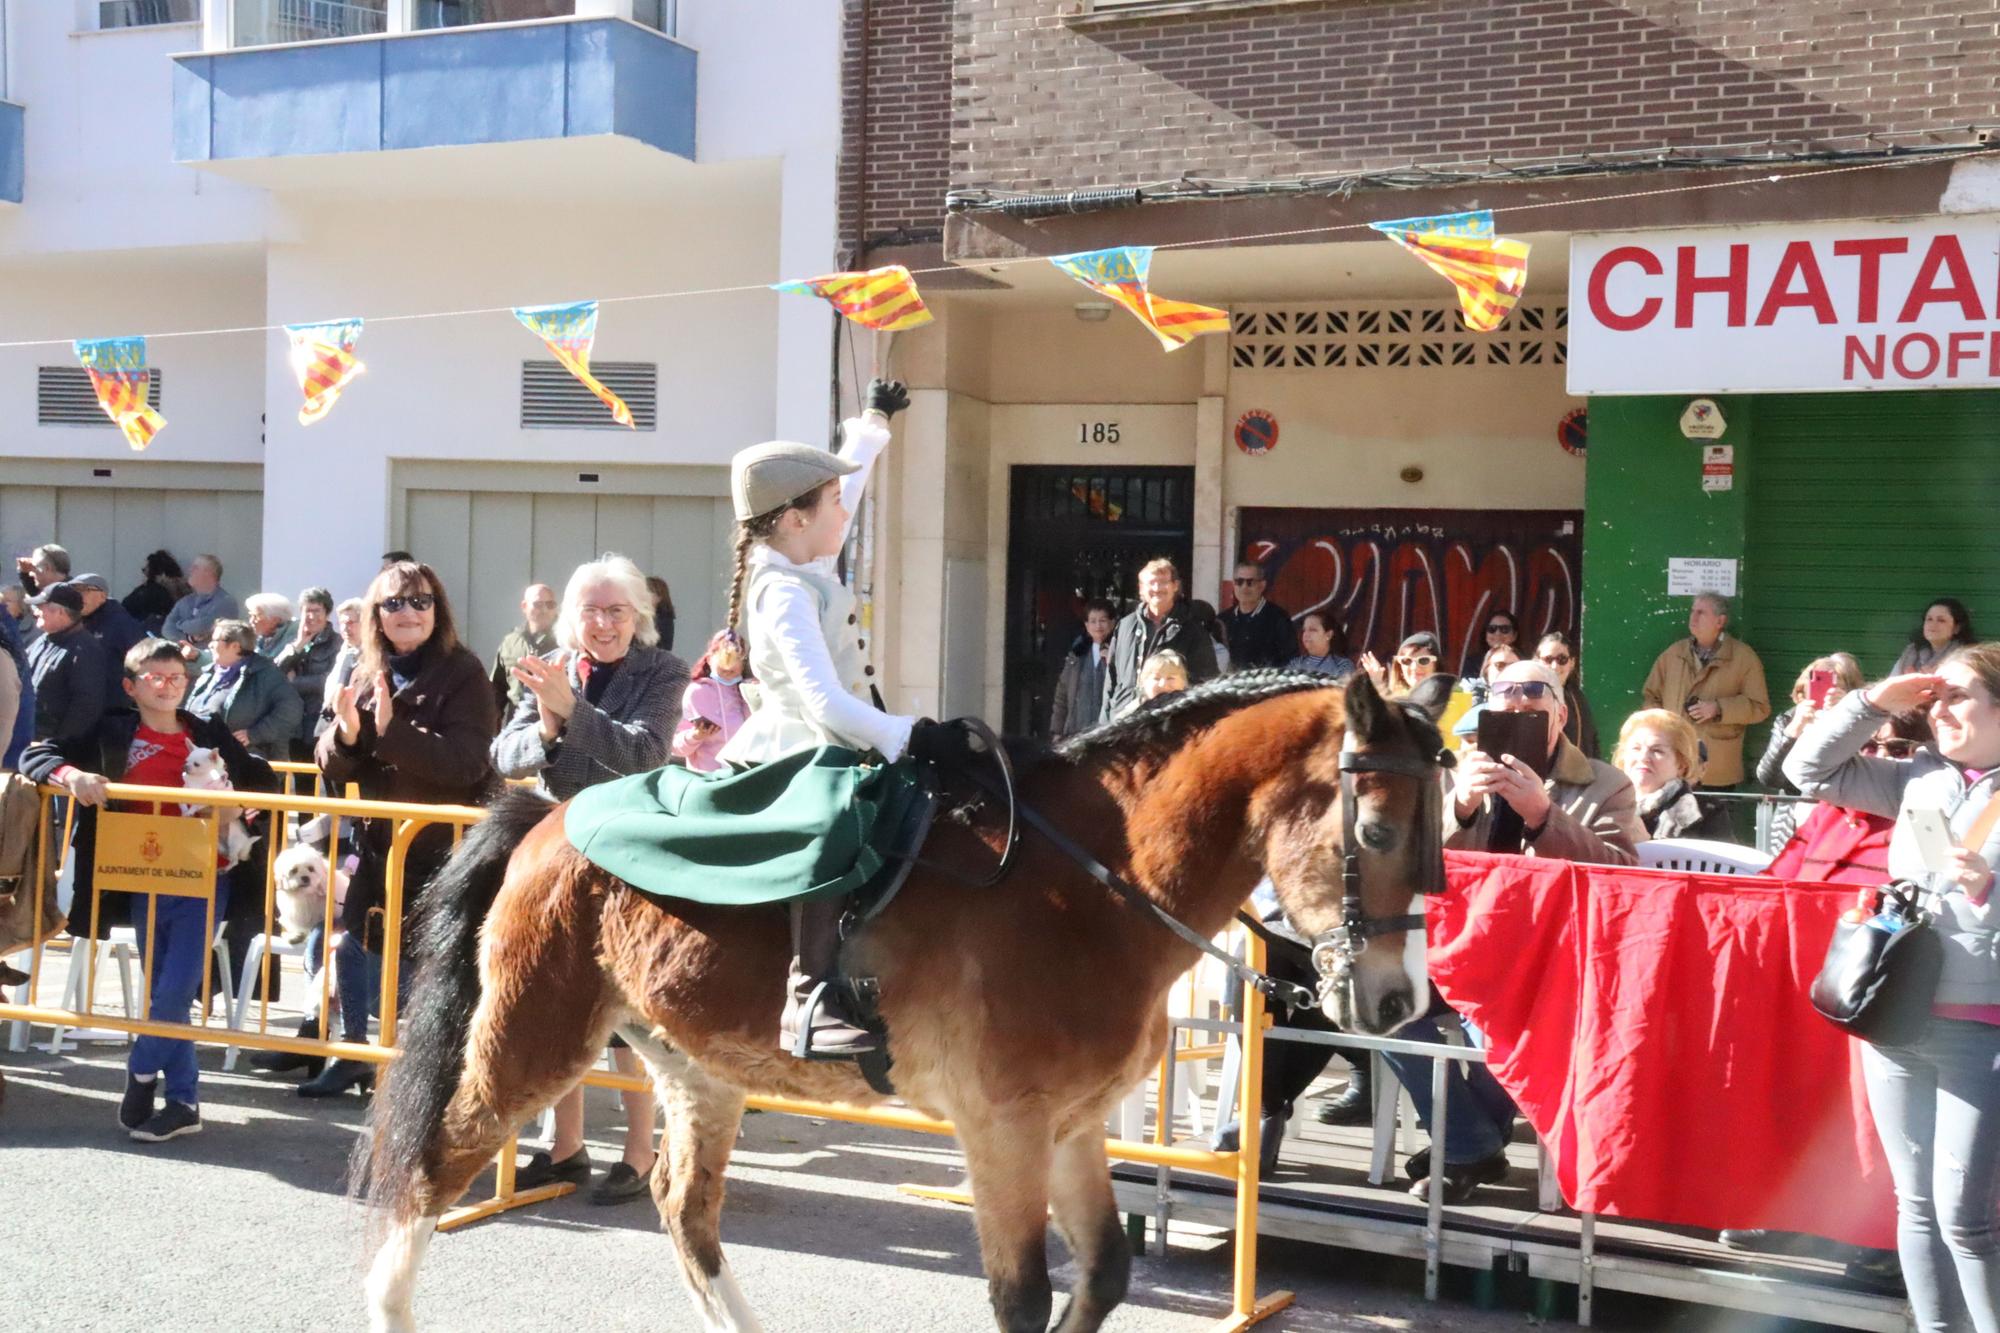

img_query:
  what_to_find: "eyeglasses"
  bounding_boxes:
[1486,623,1515,635]
[578,605,635,625]
[379,594,436,614]
[1395,654,1437,668]
[134,671,188,688]
[528,599,557,610]
[1538,653,1572,666]
[1863,739,1919,759]
[1232,576,1264,585]
[1489,680,1552,702]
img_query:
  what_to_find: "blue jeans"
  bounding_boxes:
[1381,1011,1518,1166]
[1864,1017,2000,1333]
[129,887,227,1107]
[333,931,383,1044]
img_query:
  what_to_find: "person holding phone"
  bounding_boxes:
[1641,591,1770,788]
[1786,644,2000,1331]
[1757,654,1866,846]
[1383,660,1645,1205]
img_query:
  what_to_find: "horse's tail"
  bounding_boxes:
[351,785,555,1223]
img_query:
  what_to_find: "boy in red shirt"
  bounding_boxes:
[21,638,275,1141]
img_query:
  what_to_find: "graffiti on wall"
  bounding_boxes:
[1239,508,1584,678]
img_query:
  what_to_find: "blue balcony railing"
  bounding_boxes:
[173,16,696,164]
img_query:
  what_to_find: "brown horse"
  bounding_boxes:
[356,670,1446,1333]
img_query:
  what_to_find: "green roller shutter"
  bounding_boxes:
[1744,389,2000,697]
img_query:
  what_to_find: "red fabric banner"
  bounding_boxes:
[1430,851,1894,1249]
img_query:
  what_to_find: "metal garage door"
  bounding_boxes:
[0,460,264,600]
[1744,389,2000,687]
[396,463,734,670]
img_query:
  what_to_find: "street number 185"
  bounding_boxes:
[1079,422,1121,444]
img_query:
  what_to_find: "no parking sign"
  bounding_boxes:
[1234,409,1278,456]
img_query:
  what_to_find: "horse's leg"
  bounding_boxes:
[1047,1127,1130,1333]
[623,1027,762,1333]
[961,1116,1058,1333]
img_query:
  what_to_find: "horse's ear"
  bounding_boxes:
[1402,674,1455,724]
[1343,669,1398,743]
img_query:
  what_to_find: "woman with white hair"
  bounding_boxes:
[244,592,295,660]
[490,552,690,1204]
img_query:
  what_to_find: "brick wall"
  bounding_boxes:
[846,0,2000,242]
[841,0,954,254]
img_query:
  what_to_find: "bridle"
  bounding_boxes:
[1308,737,1455,1029]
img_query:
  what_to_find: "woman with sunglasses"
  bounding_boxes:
[1766,711,1930,884]
[1533,632,1599,758]
[1362,630,1443,697]
[300,561,497,1099]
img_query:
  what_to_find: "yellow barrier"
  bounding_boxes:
[1,779,1292,1330]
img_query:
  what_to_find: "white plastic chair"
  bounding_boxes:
[1638,837,1773,876]
[43,924,233,1053]
[223,931,339,1071]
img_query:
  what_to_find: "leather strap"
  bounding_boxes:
[1964,784,2000,852]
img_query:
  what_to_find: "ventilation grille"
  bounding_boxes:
[38,366,164,426]
[1229,302,1567,371]
[520,360,658,431]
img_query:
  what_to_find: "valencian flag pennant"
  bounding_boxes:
[771,265,934,332]
[1369,209,1531,333]
[285,318,365,427]
[1049,246,1228,351]
[73,337,166,451]
[513,300,634,428]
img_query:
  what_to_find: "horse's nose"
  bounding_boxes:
[1375,989,1411,1032]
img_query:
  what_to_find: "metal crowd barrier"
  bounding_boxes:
[1693,789,1818,853]
[0,778,1306,1331]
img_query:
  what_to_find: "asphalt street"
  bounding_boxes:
[3,1042,1839,1332]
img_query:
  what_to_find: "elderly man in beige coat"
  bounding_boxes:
[1385,659,1645,1207]
[1641,591,1771,787]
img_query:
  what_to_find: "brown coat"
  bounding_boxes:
[1640,635,1772,786]
[317,642,497,943]
[1446,736,1644,866]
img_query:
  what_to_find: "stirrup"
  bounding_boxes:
[788,981,880,1061]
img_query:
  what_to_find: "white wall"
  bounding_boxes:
[257,181,784,598]
[0,11,269,255]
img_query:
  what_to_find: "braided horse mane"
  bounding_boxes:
[1052,668,1346,765]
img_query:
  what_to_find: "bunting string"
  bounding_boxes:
[286,317,366,426]
[513,300,634,428]
[0,155,1947,352]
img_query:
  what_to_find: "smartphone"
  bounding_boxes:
[1476,709,1553,779]
[1906,805,1958,876]
[1807,669,1836,709]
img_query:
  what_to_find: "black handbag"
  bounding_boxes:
[1810,881,1943,1046]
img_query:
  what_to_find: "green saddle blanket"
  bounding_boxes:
[563,746,931,907]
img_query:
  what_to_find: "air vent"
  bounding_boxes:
[520,361,658,431]
[38,366,164,426]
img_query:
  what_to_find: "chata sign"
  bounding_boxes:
[94,811,216,896]
[1569,217,2000,394]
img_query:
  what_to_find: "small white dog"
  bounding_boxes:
[180,747,255,869]
[272,841,348,942]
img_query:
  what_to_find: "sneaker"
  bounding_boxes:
[119,1075,158,1131]
[130,1100,202,1143]
[515,1147,592,1191]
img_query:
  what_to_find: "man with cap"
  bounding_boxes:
[71,573,145,694]
[715,379,972,1059]
[25,583,107,745]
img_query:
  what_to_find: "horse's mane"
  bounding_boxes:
[1051,669,1344,767]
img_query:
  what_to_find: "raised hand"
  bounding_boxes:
[371,672,395,734]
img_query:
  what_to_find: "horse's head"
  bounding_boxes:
[1258,671,1450,1035]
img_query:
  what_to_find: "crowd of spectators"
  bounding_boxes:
[7,536,1998,1312]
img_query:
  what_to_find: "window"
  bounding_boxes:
[415,0,574,28]
[631,0,675,35]
[232,0,387,45]
[98,0,200,28]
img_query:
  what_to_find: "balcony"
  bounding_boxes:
[171,14,696,189]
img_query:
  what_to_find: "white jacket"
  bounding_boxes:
[716,415,913,766]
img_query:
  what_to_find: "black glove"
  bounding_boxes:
[906,717,974,766]
[865,378,910,420]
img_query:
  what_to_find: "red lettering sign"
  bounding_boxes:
[1586,246,1663,332]
[1674,243,1749,329]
